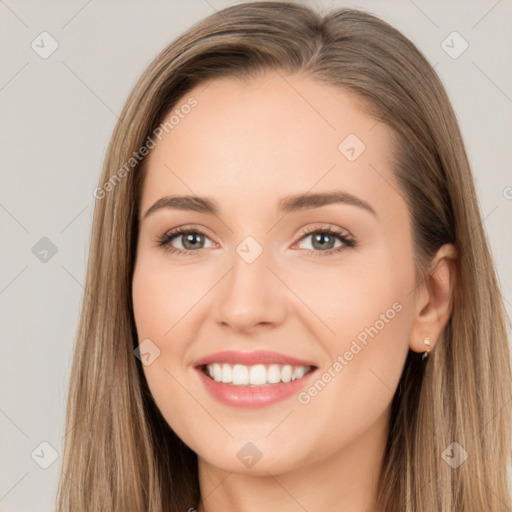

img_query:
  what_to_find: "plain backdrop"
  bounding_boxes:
[1,1,511,510]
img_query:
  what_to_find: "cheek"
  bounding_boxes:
[131,251,204,341]
[293,247,414,397]
[285,276,412,463]
[280,296,411,474]
[131,251,215,423]
[286,248,412,355]
[132,260,198,444]
[132,269,169,340]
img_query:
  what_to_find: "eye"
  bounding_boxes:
[156,226,215,255]
[293,225,356,257]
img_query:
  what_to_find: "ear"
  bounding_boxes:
[409,243,458,354]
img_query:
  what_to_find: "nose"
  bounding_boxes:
[213,247,288,334]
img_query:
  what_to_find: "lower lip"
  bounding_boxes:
[195,367,317,408]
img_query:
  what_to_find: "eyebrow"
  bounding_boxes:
[142,190,377,220]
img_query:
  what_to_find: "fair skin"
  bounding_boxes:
[132,72,457,512]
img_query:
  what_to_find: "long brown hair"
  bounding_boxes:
[56,2,511,510]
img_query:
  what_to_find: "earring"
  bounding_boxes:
[422,337,431,360]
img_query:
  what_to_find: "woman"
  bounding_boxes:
[56,2,512,511]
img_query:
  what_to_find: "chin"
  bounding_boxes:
[194,437,314,476]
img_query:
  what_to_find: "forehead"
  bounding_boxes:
[141,72,400,216]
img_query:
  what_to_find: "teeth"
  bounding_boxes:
[249,364,266,385]
[232,364,249,385]
[281,365,292,383]
[212,363,222,382]
[292,366,306,380]
[267,364,281,384]
[204,363,312,386]
[221,363,232,383]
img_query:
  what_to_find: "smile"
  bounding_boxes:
[193,350,319,408]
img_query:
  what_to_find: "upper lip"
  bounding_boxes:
[193,350,317,368]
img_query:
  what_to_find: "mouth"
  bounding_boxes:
[198,362,317,387]
[192,350,319,407]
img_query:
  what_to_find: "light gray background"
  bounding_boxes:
[1,0,511,510]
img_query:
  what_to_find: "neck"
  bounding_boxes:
[196,407,389,512]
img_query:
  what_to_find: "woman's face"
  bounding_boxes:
[132,72,419,475]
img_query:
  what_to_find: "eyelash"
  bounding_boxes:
[156,225,356,258]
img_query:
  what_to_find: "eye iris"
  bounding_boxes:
[182,232,203,250]
[312,232,335,250]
